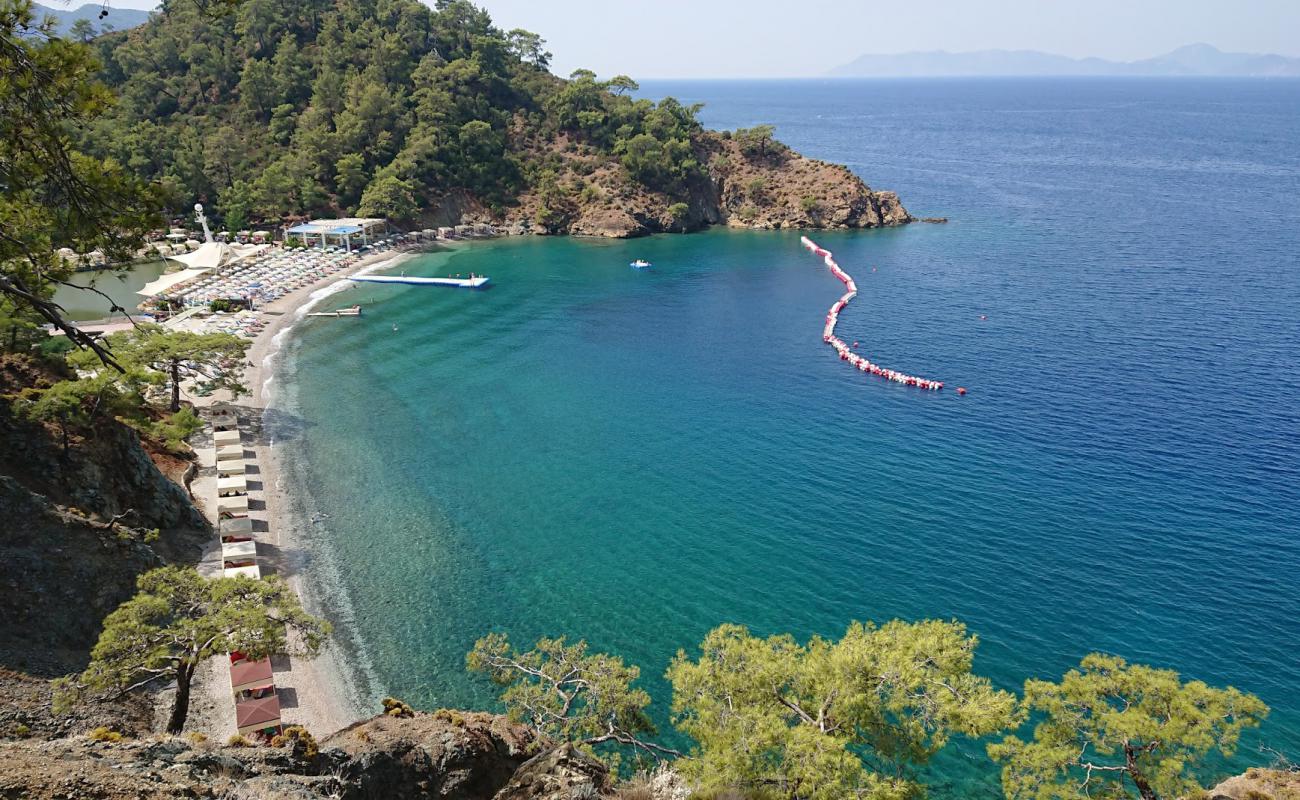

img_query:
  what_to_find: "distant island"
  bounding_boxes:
[31,2,151,38]
[831,42,1300,78]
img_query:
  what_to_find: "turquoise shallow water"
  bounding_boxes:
[273,79,1300,792]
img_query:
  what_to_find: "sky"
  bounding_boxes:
[101,0,1300,79]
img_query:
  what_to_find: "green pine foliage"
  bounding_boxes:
[469,628,1270,799]
[85,0,705,226]
[57,566,331,734]
[667,620,1019,800]
[988,654,1268,800]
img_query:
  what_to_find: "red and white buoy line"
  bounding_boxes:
[801,236,944,391]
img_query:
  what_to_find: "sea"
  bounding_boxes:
[268,78,1300,794]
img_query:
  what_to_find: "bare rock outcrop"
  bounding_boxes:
[0,711,611,800]
[1207,768,1300,799]
[492,743,611,799]
[322,710,538,799]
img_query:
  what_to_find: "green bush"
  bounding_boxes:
[38,335,76,359]
[151,407,203,450]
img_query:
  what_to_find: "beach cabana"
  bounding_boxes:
[229,656,274,702]
[209,409,239,431]
[217,475,247,497]
[235,693,282,738]
[285,217,386,252]
[216,460,247,477]
[223,563,261,580]
[221,539,257,562]
[213,429,241,447]
[217,494,249,517]
[216,444,244,463]
[219,515,254,540]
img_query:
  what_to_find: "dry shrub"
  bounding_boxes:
[381,696,415,718]
[271,725,319,760]
[88,726,122,743]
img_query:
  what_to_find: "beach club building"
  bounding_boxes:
[284,217,387,251]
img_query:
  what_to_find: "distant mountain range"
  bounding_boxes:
[32,3,152,38]
[831,43,1300,78]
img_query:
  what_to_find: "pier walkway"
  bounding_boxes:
[349,274,489,288]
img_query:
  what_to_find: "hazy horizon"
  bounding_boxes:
[88,0,1300,79]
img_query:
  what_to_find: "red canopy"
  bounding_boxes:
[235,693,281,732]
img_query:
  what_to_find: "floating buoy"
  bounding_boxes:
[801,237,944,391]
[957,387,967,396]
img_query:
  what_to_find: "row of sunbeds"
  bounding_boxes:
[210,409,284,740]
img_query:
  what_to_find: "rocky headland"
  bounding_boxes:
[457,130,913,238]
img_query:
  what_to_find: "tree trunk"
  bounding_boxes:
[170,359,181,412]
[1125,745,1159,800]
[166,662,195,734]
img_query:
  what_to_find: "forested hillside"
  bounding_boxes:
[86,0,694,228]
[85,0,910,236]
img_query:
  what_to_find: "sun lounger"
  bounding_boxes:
[216,445,244,462]
[219,515,254,539]
[221,540,257,562]
[213,429,241,446]
[216,460,247,477]
[223,563,261,580]
[217,494,249,517]
[217,475,247,496]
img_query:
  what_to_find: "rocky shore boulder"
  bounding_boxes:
[491,743,610,799]
[323,710,538,799]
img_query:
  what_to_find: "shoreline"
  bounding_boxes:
[187,245,427,737]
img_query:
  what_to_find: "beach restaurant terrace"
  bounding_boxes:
[285,217,387,252]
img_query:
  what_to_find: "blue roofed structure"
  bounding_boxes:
[286,218,387,251]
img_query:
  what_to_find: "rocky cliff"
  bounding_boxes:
[0,356,210,677]
[448,130,911,238]
[0,710,633,800]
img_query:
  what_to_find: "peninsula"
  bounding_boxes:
[83,0,910,238]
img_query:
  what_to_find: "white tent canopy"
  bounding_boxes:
[164,241,265,271]
[137,268,209,297]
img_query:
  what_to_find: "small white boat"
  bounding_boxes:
[630,259,652,269]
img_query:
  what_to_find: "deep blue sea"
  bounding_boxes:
[273,79,1300,794]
